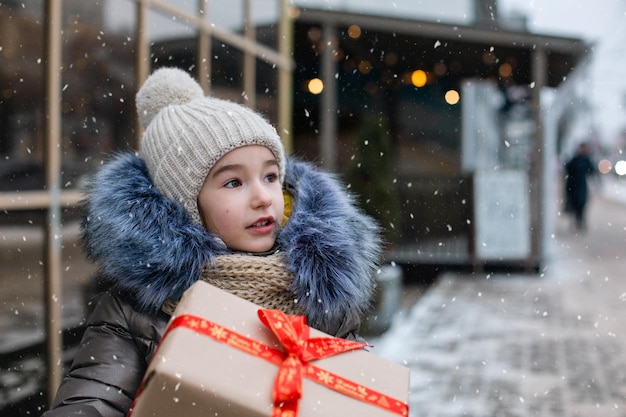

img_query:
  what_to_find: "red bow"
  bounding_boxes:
[258,309,366,417]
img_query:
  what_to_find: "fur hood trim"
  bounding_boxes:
[81,153,381,330]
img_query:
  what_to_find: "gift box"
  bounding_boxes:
[129,280,409,417]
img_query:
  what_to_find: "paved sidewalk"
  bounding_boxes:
[372,191,626,417]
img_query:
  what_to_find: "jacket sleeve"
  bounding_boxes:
[43,292,165,417]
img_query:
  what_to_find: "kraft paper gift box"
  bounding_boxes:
[129,280,409,417]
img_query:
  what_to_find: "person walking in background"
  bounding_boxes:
[564,142,596,231]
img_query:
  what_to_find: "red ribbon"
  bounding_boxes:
[156,310,408,417]
[257,309,367,417]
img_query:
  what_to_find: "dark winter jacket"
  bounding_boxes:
[565,153,595,210]
[43,153,382,417]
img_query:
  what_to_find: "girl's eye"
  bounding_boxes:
[264,173,278,183]
[225,179,242,188]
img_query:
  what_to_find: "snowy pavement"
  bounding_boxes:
[371,185,626,417]
[373,274,626,417]
[599,175,626,206]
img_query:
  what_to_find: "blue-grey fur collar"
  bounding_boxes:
[81,153,382,332]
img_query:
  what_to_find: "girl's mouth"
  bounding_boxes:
[247,217,275,232]
[250,219,271,227]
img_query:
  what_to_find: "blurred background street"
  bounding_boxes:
[372,178,626,417]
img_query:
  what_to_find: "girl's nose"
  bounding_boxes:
[251,181,272,208]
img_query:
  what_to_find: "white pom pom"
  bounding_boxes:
[136,67,204,129]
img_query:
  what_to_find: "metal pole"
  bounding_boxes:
[197,0,211,93]
[135,0,149,148]
[320,23,337,171]
[243,0,256,108]
[531,46,547,270]
[278,0,293,153]
[43,0,64,403]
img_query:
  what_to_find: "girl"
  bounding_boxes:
[43,67,382,417]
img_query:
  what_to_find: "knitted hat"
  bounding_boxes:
[136,67,286,226]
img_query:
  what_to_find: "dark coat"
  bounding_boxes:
[565,153,595,211]
[43,153,382,417]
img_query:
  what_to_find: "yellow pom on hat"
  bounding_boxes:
[136,67,286,226]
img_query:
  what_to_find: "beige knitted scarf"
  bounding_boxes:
[162,251,303,317]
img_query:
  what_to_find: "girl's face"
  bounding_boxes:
[198,145,284,253]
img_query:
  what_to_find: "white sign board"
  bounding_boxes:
[474,171,530,260]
